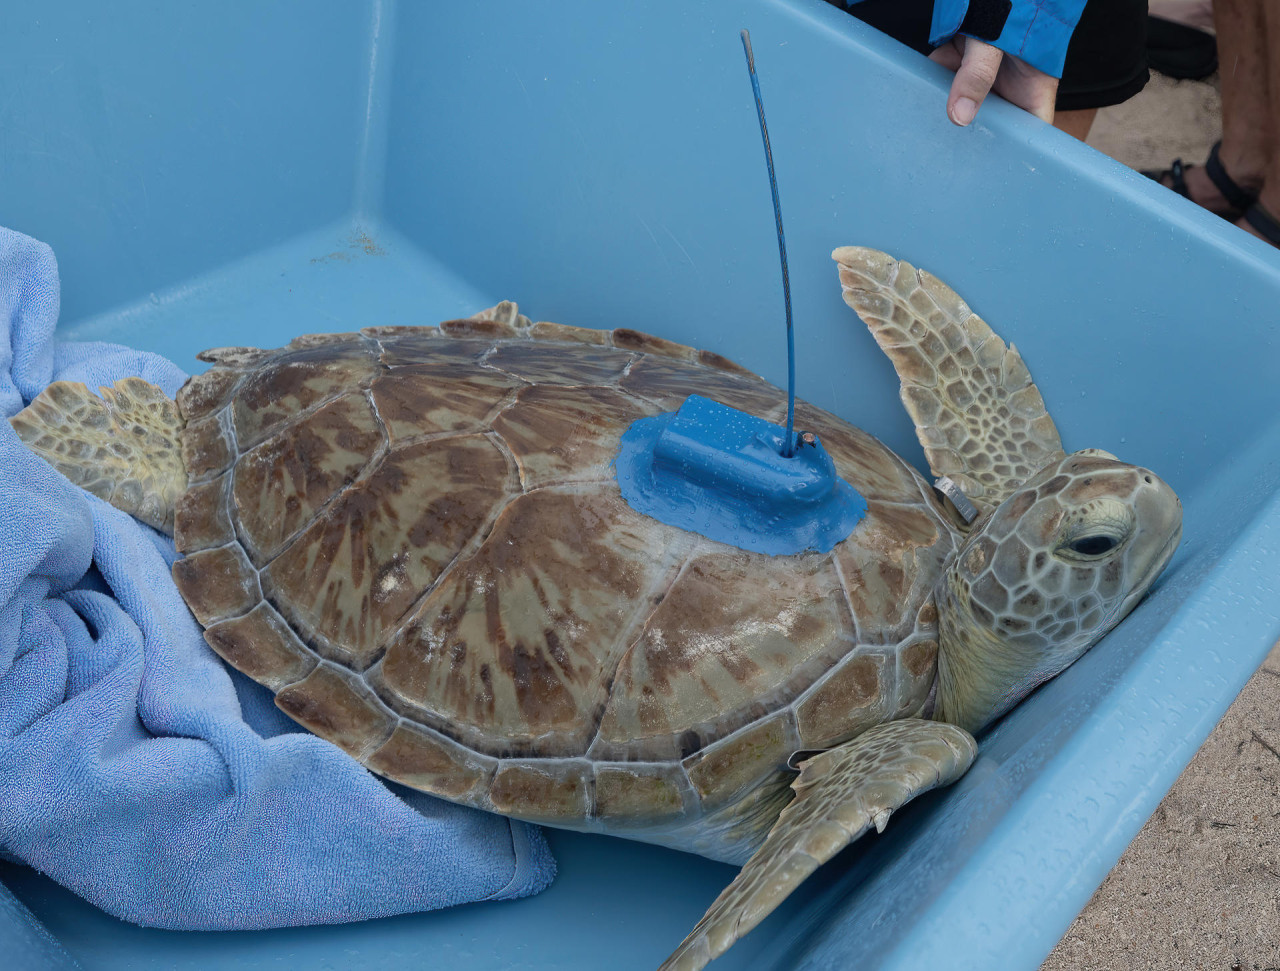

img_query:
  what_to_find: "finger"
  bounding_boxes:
[1003,71,1058,123]
[947,38,1004,126]
[928,37,964,72]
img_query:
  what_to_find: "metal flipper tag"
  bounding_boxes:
[935,476,979,525]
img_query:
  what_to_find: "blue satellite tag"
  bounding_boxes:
[614,395,866,555]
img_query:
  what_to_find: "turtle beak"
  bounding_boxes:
[1114,514,1181,624]
[1111,473,1182,627]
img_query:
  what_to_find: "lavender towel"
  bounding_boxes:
[0,226,554,933]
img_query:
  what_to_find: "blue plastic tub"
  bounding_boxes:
[4,1,1280,968]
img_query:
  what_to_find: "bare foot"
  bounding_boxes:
[1233,184,1280,248]
[1239,218,1269,245]
[1157,163,1232,214]
[1157,160,1263,217]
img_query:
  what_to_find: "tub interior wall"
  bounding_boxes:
[7,0,1276,504]
[2,1,380,322]
[379,0,1280,504]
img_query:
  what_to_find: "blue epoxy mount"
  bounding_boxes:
[615,394,866,555]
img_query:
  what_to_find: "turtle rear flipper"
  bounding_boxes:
[834,247,1066,520]
[10,378,186,534]
[659,719,977,971]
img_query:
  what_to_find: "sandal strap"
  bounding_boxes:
[1205,140,1259,213]
[1141,160,1191,199]
[1244,202,1280,246]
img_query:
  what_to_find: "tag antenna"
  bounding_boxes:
[740,28,796,458]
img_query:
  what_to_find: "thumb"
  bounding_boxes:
[945,37,1004,126]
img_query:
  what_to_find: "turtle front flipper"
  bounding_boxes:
[658,719,976,971]
[10,378,186,534]
[833,247,1065,521]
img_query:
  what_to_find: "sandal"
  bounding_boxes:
[1242,202,1280,249]
[1142,140,1260,219]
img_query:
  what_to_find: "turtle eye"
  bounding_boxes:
[1068,534,1119,557]
[1058,523,1129,561]
[1056,499,1134,562]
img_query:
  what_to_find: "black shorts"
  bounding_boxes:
[828,0,1150,111]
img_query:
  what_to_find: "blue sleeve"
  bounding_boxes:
[929,0,1089,78]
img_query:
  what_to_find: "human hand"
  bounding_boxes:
[929,35,1059,126]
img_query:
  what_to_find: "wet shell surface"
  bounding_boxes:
[171,310,955,849]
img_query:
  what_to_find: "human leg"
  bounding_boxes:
[1152,0,1270,214]
[1054,108,1098,140]
[1236,0,1280,246]
[1216,0,1271,190]
[1053,0,1149,141]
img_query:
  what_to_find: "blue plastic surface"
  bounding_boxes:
[615,395,866,554]
[3,1,1280,969]
[0,881,80,971]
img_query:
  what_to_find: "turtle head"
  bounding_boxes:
[933,450,1182,734]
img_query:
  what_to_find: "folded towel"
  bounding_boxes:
[0,227,554,931]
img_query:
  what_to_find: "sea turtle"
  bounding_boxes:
[10,248,1182,970]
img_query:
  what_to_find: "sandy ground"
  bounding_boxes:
[1043,641,1280,970]
[1040,70,1280,971]
[1087,71,1222,170]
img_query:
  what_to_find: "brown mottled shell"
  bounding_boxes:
[173,314,955,844]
